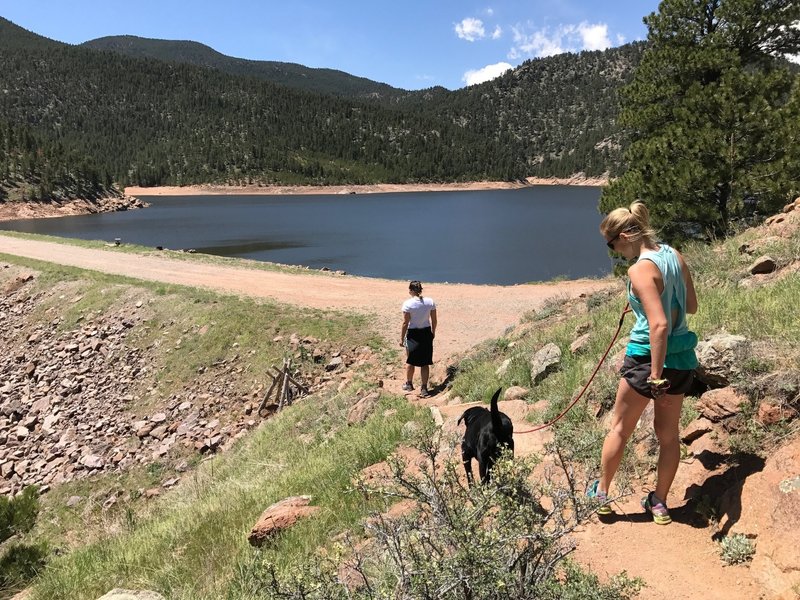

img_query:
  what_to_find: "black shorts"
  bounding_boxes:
[620,354,694,400]
[405,327,433,367]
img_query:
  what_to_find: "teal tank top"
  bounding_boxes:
[626,244,698,370]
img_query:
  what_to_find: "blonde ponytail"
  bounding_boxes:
[600,200,657,246]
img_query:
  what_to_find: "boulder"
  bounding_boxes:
[569,333,591,355]
[748,255,777,275]
[530,343,561,384]
[347,392,379,424]
[756,400,795,426]
[696,387,746,422]
[495,358,511,377]
[694,334,750,387]
[248,496,320,547]
[720,437,800,598]
[503,386,528,401]
[680,417,714,444]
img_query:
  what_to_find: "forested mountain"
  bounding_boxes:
[82,35,410,102]
[0,119,117,201]
[0,16,643,193]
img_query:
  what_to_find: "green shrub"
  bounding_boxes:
[0,486,46,596]
[0,486,40,542]
[718,533,755,565]
[257,425,641,599]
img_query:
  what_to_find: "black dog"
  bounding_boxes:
[457,388,514,485]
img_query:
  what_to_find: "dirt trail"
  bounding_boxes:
[0,234,610,363]
[0,234,764,599]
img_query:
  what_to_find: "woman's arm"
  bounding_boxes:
[675,249,698,314]
[430,309,437,339]
[630,261,668,380]
[400,312,410,346]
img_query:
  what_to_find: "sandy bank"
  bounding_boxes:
[126,176,608,197]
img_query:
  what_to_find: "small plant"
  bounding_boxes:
[718,533,755,565]
[693,494,719,528]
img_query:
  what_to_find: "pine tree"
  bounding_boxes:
[600,0,800,239]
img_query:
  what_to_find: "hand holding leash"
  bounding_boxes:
[647,377,671,399]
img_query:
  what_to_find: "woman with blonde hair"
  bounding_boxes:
[587,201,698,525]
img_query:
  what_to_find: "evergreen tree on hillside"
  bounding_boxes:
[600,0,800,239]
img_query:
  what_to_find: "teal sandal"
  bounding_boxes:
[587,479,612,515]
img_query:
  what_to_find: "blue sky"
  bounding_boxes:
[1,0,661,90]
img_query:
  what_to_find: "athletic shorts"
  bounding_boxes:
[405,327,433,367]
[620,354,695,400]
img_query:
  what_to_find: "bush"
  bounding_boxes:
[258,424,642,599]
[0,486,40,542]
[0,486,47,596]
[718,533,756,565]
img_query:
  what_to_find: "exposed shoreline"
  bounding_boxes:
[126,175,608,197]
[0,195,148,222]
[0,176,608,221]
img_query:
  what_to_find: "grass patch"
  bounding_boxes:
[0,252,383,399]
[31,392,425,600]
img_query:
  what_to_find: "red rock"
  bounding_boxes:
[696,387,746,422]
[248,496,320,547]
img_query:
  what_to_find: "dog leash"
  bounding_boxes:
[515,302,631,434]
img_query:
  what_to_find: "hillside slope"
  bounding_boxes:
[82,35,409,101]
[0,17,641,187]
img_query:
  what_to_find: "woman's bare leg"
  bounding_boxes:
[653,393,684,503]
[599,379,649,493]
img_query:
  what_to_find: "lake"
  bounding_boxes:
[0,187,613,285]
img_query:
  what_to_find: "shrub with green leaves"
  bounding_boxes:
[259,424,641,599]
[718,533,755,565]
[0,486,48,594]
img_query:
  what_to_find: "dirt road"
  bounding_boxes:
[0,234,613,361]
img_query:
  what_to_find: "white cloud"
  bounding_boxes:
[462,61,513,86]
[508,20,615,59]
[492,25,503,40]
[578,23,611,51]
[455,18,486,42]
[486,7,494,16]
[616,33,626,45]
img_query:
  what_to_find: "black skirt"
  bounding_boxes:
[405,327,434,366]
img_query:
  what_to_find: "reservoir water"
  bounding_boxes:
[0,187,613,285]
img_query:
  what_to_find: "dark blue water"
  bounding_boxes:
[0,187,612,284]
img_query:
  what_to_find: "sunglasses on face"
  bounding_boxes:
[606,226,638,250]
[606,233,621,250]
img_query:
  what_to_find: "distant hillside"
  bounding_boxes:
[0,16,643,188]
[82,35,410,102]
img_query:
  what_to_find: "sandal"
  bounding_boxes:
[419,388,431,398]
[401,382,414,392]
[642,491,672,525]
[586,479,612,515]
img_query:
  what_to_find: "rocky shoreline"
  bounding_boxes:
[0,195,148,222]
[0,176,608,221]
[125,175,609,197]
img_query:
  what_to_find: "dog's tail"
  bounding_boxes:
[490,388,504,433]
